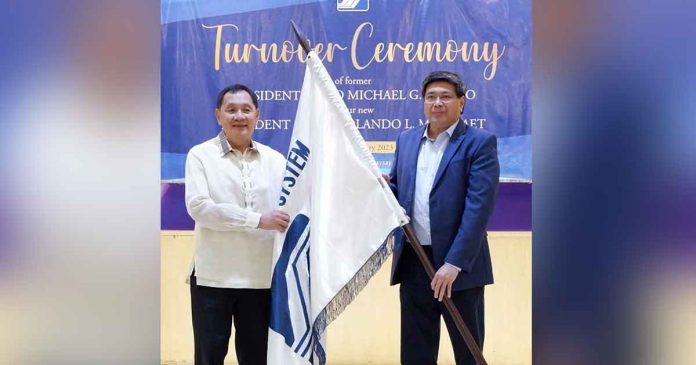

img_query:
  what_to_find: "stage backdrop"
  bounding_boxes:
[161,0,531,229]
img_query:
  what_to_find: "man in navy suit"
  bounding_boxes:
[388,71,499,365]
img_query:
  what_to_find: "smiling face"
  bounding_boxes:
[215,90,259,151]
[423,80,465,134]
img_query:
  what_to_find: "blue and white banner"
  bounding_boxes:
[161,0,531,186]
[267,51,408,364]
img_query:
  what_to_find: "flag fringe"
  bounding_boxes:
[309,231,396,364]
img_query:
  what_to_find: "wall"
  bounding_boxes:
[161,231,531,365]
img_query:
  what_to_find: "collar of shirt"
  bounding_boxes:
[422,120,459,142]
[217,131,258,157]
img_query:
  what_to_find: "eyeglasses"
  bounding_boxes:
[424,95,455,104]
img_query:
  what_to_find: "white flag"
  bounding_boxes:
[267,51,409,365]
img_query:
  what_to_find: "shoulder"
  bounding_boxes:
[188,137,219,158]
[396,125,425,144]
[255,141,286,163]
[465,126,497,147]
[467,125,496,140]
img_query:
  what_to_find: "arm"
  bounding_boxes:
[386,134,400,197]
[432,135,499,300]
[184,151,261,231]
[444,134,500,272]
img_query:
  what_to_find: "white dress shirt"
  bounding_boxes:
[412,122,461,270]
[184,132,286,288]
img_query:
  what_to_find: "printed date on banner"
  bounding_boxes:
[367,141,396,153]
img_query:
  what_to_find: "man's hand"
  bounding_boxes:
[381,174,391,183]
[259,210,290,232]
[431,263,460,301]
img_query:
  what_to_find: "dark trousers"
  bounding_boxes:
[399,246,485,365]
[190,274,271,365]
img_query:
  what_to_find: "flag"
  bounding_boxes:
[267,51,409,365]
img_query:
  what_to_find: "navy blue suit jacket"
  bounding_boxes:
[389,120,499,291]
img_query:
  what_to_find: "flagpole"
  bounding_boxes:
[401,224,488,365]
[290,20,311,54]
[290,20,488,365]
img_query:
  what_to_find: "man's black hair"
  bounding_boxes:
[421,71,466,97]
[216,84,259,109]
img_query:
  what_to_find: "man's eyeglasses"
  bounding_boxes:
[424,95,455,104]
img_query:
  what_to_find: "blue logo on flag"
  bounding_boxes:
[337,0,369,12]
[270,214,314,360]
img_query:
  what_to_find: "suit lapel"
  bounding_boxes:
[404,125,426,214]
[431,120,468,192]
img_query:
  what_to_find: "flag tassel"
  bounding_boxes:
[310,232,396,364]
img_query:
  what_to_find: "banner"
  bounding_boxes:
[267,51,408,364]
[161,0,531,230]
[161,0,531,183]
